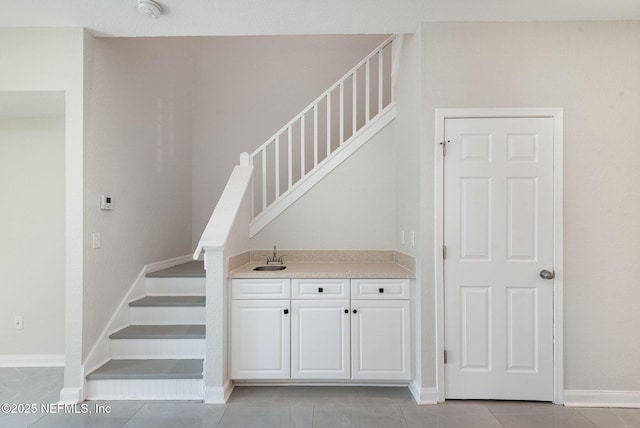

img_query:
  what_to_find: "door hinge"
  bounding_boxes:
[440,140,450,157]
[442,245,447,260]
[444,350,448,364]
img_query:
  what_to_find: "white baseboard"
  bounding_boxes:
[204,380,234,404]
[409,381,438,405]
[0,354,64,367]
[564,390,640,408]
[82,254,193,375]
[145,254,195,275]
[58,387,83,404]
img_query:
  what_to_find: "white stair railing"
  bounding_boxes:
[249,35,396,221]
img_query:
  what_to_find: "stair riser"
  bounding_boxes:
[130,306,205,325]
[110,339,205,359]
[145,277,205,296]
[86,378,204,401]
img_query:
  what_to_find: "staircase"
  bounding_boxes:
[85,261,206,400]
[86,36,399,402]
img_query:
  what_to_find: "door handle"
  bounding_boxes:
[539,270,555,280]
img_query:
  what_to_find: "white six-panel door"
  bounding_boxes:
[444,117,555,401]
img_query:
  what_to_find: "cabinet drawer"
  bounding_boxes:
[351,279,410,300]
[231,279,291,299]
[292,279,349,299]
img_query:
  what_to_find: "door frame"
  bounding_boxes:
[434,108,564,404]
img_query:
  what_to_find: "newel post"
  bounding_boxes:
[239,152,250,167]
[203,248,230,403]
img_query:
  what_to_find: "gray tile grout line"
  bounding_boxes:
[398,403,411,428]
[573,408,606,428]
[486,404,509,428]
[120,402,146,428]
[26,412,48,428]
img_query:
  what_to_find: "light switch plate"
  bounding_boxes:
[92,232,101,249]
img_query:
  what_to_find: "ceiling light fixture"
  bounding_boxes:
[137,0,162,19]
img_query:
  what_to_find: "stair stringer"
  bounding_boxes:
[249,103,396,237]
[82,254,194,393]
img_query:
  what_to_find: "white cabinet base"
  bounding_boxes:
[230,278,412,382]
[351,300,411,380]
[291,299,350,379]
[230,300,290,379]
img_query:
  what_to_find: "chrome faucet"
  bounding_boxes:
[266,245,286,265]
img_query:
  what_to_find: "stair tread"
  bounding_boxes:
[87,359,203,380]
[110,325,205,339]
[129,296,205,307]
[146,261,205,278]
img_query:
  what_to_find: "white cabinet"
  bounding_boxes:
[291,278,351,379]
[351,300,411,380]
[230,279,291,380]
[351,278,411,380]
[351,278,410,300]
[291,299,350,379]
[230,277,411,381]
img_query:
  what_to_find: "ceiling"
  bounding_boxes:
[0,0,638,37]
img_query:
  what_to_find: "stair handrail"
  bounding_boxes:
[249,35,395,159]
[194,152,253,258]
[249,35,396,221]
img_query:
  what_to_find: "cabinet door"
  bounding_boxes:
[230,300,290,379]
[351,300,411,380]
[291,299,350,379]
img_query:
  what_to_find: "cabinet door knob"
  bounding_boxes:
[318,287,323,293]
[379,288,384,293]
[352,309,358,314]
[344,309,349,314]
[283,309,289,314]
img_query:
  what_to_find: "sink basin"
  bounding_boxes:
[253,265,287,271]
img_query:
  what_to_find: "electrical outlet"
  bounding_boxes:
[410,231,416,247]
[401,230,405,245]
[14,316,23,330]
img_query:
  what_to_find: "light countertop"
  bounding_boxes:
[229,261,415,279]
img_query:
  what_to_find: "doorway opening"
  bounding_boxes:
[0,91,66,367]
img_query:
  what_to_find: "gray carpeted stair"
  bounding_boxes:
[109,324,205,340]
[87,359,203,380]
[146,261,205,278]
[129,295,205,307]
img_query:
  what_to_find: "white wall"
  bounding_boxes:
[83,38,195,358]
[250,123,396,249]
[0,117,65,359]
[392,33,426,393]
[394,34,421,256]
[0,28,86,398]
[191,35,388,246]
[419,21,640,393]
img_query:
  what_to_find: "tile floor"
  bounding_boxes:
[1,368,639,427]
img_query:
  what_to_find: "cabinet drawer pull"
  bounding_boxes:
[344,309,349,314]
[379,288,384,293]
[283,309,289,314]
[352,309,358,314]
[318,287,323,293]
